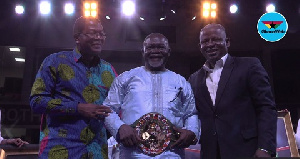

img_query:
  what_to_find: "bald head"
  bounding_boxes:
[73,16,102,39]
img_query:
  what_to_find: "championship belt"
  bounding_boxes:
[131,112,179,156]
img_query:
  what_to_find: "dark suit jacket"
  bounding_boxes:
[188,55,277,159]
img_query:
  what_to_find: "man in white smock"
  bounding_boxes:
[104,33,199,159]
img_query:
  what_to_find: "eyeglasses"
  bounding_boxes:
[81,32,106,39]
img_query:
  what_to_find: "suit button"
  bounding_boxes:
[213,132,217,135]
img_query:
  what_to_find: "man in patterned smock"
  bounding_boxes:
[30,17,117,159]
[104,33,199,158]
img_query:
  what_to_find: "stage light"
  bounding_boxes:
[85,3,90,9]
[171,10,176,14]
[121,0,136,17]
[85,11,90,16]
[192,16,196,20]
[91,2,97,10]
[203,2,210,10]
[39,1,51,15]
[106,15,110,19]
[15,5,24,14]
[15,58,25,62]
[9,47,20,52]
[91,10,97,17]
[160,16,166,21]
[211,3,217,10]
[202,1,217,19]
[83,1,98,18]
[211,11,216,18]
[203,10,209,18]
[230,4,238,13]
[266,4,275,13]
[140,17,144,21]
[64,3,75,15]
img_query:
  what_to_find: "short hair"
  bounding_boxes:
[200,23,226,34]
[73,16,102,38]
[143,33,169,46]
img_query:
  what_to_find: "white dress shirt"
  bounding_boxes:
[203,54,228,106]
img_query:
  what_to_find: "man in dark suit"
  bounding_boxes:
[188,23,277,159]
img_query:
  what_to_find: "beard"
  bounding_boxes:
[146,58,167,71]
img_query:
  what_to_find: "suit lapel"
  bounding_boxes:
[198,68,214,110]
[215,55,234,107]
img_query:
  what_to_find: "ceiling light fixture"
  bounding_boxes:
[9,48,20,52]
[15,58,25,62]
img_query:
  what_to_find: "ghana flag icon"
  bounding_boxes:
[262,21,283,29]
[257,12,288,42]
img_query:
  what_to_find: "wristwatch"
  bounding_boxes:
[259,148,272,155]
[192,137,198,145]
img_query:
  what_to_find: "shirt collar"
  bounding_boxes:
[73,47,101,64]
[142,66,168,74]
[203,53,228,73]
[73,47,82,63]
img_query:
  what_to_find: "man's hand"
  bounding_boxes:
[5,138,29,147]
[171,127,196,148]
[117,124,141,147]
[78,103,112,119]
[253,149,271,157]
